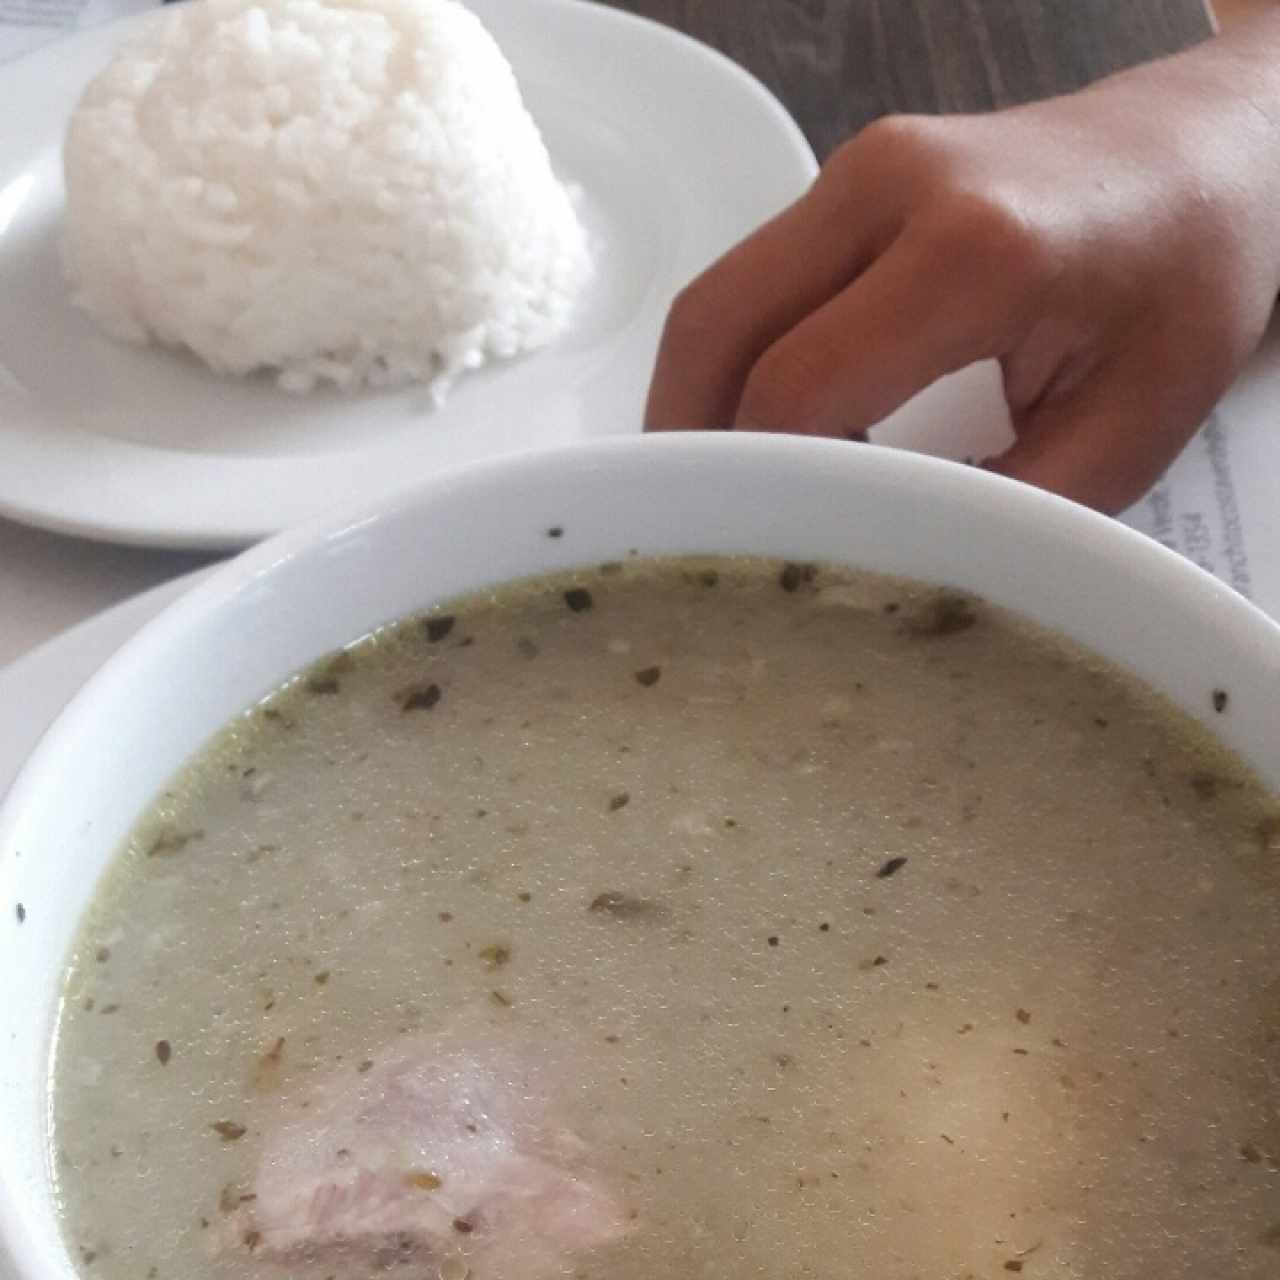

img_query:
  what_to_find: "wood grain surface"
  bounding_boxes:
[601,0,1216,159]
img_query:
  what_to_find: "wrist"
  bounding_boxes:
[1156,15,1280,293]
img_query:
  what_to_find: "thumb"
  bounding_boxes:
[989,370,1205,516]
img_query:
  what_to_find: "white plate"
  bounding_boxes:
[0,0,817,551]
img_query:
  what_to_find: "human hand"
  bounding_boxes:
[644,21,1280,513]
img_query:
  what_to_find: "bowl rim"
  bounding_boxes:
[3,430,1280,1280]
[6,430,1280,861]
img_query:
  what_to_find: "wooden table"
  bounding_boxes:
[604,0,1215,159]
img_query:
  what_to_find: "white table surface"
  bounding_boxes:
[0,518,218,669]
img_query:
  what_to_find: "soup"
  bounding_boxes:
[48,559,1280,1280]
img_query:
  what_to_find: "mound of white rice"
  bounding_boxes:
[63,0,591,398]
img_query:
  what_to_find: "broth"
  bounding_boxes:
[49,559,1280,1280]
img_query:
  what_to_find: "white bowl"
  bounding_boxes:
[2,433,1279,1280]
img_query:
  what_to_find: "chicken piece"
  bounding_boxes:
[232,1033,629,1277]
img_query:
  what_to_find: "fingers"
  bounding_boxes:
[643,139,905,431]
[989,362,1206,515]
[731,228,1009,436]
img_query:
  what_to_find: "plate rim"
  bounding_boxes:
[0,0,818,551]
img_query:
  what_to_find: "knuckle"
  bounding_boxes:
[661,281,725,351]
[738,341,836,430]
[821,114,937,190]
[938,191,1061,294]
[846,114,933,166]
